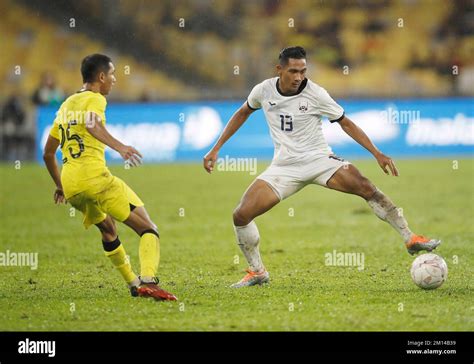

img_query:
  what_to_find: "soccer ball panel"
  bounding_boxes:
[410,253,448,289]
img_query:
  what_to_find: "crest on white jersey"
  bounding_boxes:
[299,100,309,113]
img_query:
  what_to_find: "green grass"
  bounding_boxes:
[0,159,473,331]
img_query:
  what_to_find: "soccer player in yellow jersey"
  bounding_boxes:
[43,54,176,301]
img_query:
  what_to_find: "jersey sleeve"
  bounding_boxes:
[247,82,263,110]
[317,87,345,123]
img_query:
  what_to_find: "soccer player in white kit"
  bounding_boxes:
[203,46,440,288]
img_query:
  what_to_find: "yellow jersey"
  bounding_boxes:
[50,90,113,199]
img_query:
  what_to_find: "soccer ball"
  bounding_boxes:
[410,253,448,290]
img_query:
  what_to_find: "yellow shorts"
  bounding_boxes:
[67,176,144,228]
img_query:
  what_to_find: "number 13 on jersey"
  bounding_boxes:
[280,114,293,132]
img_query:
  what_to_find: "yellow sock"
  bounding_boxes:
[139,232,160,278]
[104,243,137,284]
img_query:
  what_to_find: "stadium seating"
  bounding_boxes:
[0,0,198,102]
[1,0,472,103]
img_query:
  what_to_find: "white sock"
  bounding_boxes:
[234,220,264,272]
[367,189,413,242]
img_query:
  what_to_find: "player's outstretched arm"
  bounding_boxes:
[337,116,399,176]
[85,112,142,167]
[43,135,66,204]
[203,102,255,173]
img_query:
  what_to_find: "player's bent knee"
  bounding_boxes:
[233,207,252,226]
[359,177,376,200]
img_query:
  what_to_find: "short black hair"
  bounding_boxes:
[278,46,306,66]
[81,54,112,83]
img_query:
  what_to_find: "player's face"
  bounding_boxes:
[277,58,307,94]
[100,62,116,95]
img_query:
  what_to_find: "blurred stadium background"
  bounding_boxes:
[0,0,472,162]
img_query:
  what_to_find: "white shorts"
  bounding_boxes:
[257,154,350,200]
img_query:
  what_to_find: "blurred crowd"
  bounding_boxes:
[1,0,473,161]
[1,71,65,161]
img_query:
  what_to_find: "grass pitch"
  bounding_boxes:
[0,158,473,331]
